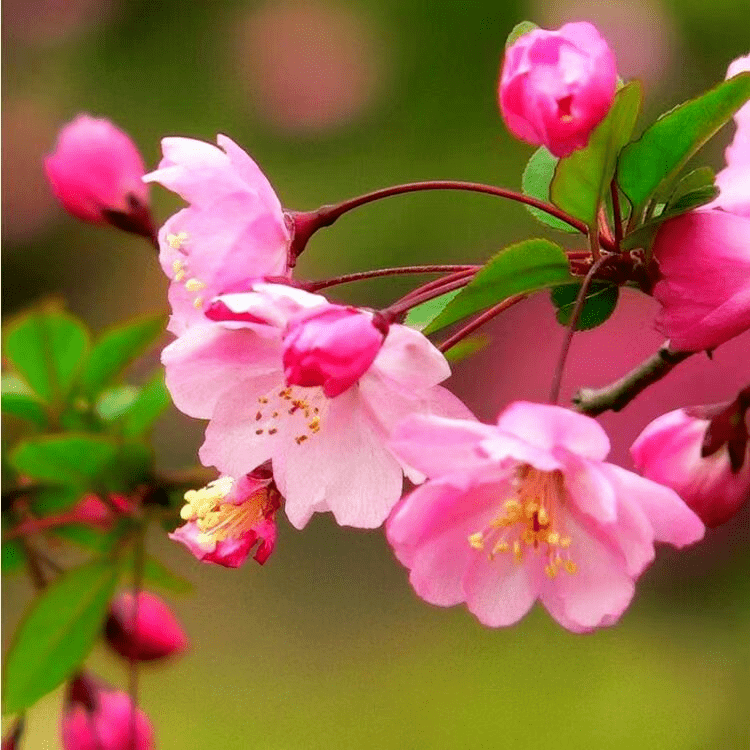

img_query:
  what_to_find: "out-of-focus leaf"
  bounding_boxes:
[1,376,47,428]
[121,374,171,438]
[505,20,538,48]
[80,314,165,397]
[96,385,141,422]
[54,523,126,554]
[2,540,26,575]
[551,282,620,330]
[551,82,642,226]
[619,73,750,213]
[4,311,89,404]
[2,558,120,714]
[521,148,577,233]
[404,290,462,332]
[99,442,153,493]
[425,240,572,334]
[443,335,490,363]
[11,435,119,487]
[30,486,81,515]
[123,554,193,595]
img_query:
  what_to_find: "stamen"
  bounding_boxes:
[167,231,189,250]
[185,278,206,292]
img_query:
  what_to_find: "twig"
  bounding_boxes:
[306,265,478,292]
[438,296,525,352]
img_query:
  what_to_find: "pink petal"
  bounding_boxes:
[561,454,617,522]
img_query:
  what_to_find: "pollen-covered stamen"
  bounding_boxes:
[165,231,208,307]
[468,467,576,577]
[254,384,327,446]
[167,231,189,250]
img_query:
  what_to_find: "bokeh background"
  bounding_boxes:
[3,0,750,747]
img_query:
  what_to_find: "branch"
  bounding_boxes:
[573,343,694,416]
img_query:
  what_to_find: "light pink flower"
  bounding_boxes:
[45,114,154,239]
[169,472,280,567]
[499,22,617,158]
[631,407,749,528]
[144,135,291,334]
[386,402,704,632]
[62,673,154,750]
[105,591,188,661]
[652,210,750,351]
[162,283,473,529]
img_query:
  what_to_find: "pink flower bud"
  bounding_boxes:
[105,591,188,662]
[45,114,155,240]
[282,305,388,397]
[632,408,749,528]
[499,22,617,157]
[62,673,154,750]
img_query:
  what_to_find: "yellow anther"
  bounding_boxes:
[521,529,535,545]
[504,499,521,514]
[560,537,572,548]
[524,501,540,519]
[167,231,189,249]
[185,278,206,292]
[563,560,577,574]
[193,297,203,309]
[513,540,523,562]
[545,564,558,578]
[493,541,509,554]
[546,531,560,546]
[468,532,485,550]
[537,507,549,526]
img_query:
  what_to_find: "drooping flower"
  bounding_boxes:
[144,135,291,334]
[105,591,188,661]
[169,471,281,567]
[499,22,617,158]
[631,405,749,528]
[61,673,154,750]
[386,402,704,632]
[45,114,155,240]
[162,283,474,530]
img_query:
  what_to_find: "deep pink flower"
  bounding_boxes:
[162,283,473,529]
[386,402,704,632]
[105,591,188,661]
[169,472,280,567]
[144,135,291,334]
[62,673,154,750]
[499,22,617,158]
[44,114,154,239]
[631,407,749,528]
[652,210,750,351]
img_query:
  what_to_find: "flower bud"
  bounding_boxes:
[45,114,155,240]
[105,591,188,662]
[631,407,749,527]
[62,673,154,750]
[499,22,617,157]
[282,305,388,397]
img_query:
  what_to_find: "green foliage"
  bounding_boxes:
[618,73,750,214]
[404,289,462,331]
[551,82,642,226]
[551,282,620,331]
[121,373,171,438]
[664,167,718,214]
[443,335,490,363]
[96,385,142,421]
[81,314,165,397]
[521,148,577,233]
[1,539,26,575]
[1,375,47,428]
[2,558,120,714]
[505,20,538,48]
[142,555,193,595]
[4,310,89,405]
[425,239,572,333]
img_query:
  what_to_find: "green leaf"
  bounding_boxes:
[1,375,47,428]
[11,435,119,487]
[619,72,750,214]
[505,20,538,48]
[404,289,462,332]
[121,374,171,438]
[4,311,89,405]
[81,314,165,397]
[130,555,192,595]
[54,523,126,554]
[2,539,26,575]
[443,335,490,363]
[30,486,81,515]
[521,148,577,233]
[425,239,572,334]
[99,442,153,493]
[664,167,718,214]
[96,385,141,422]
[2,558,120,714]
[551,82,642,226]
[551,282,620,331]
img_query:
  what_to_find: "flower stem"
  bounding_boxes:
[384,273,476,320]
[438,295,525,352]
[573,343,694,416]
[610,180,623,251]
[306,264,479,292]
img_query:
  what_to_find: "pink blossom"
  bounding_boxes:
[169,472,280,567]
[386,402,704,632]
[105,591,188,661]
[631,407,749,528]
[162,283,473,529]
[44,114,154,239]
[499,22,617,158]
[652,210,750,351]
[144,135,291,334]
[62,673,154,750]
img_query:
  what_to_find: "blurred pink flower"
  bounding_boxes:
[144,135,291,335]
[44,115,154,239]
[162,283,473,529]
[62,673,154,750]
[386,402,704,632]
[170,473,280,567]
[105,591,188,661]
[499,22,617,158]
[631,406,749,528]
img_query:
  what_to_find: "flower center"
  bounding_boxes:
[167,231,207,309]
[254,384,327,446]
[468,467,577,578]
[180,477,270,545]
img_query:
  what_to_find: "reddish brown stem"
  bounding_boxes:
[306,264,479,292]
[438,295,525,352]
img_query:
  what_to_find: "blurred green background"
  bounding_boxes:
[3,0,750,747]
